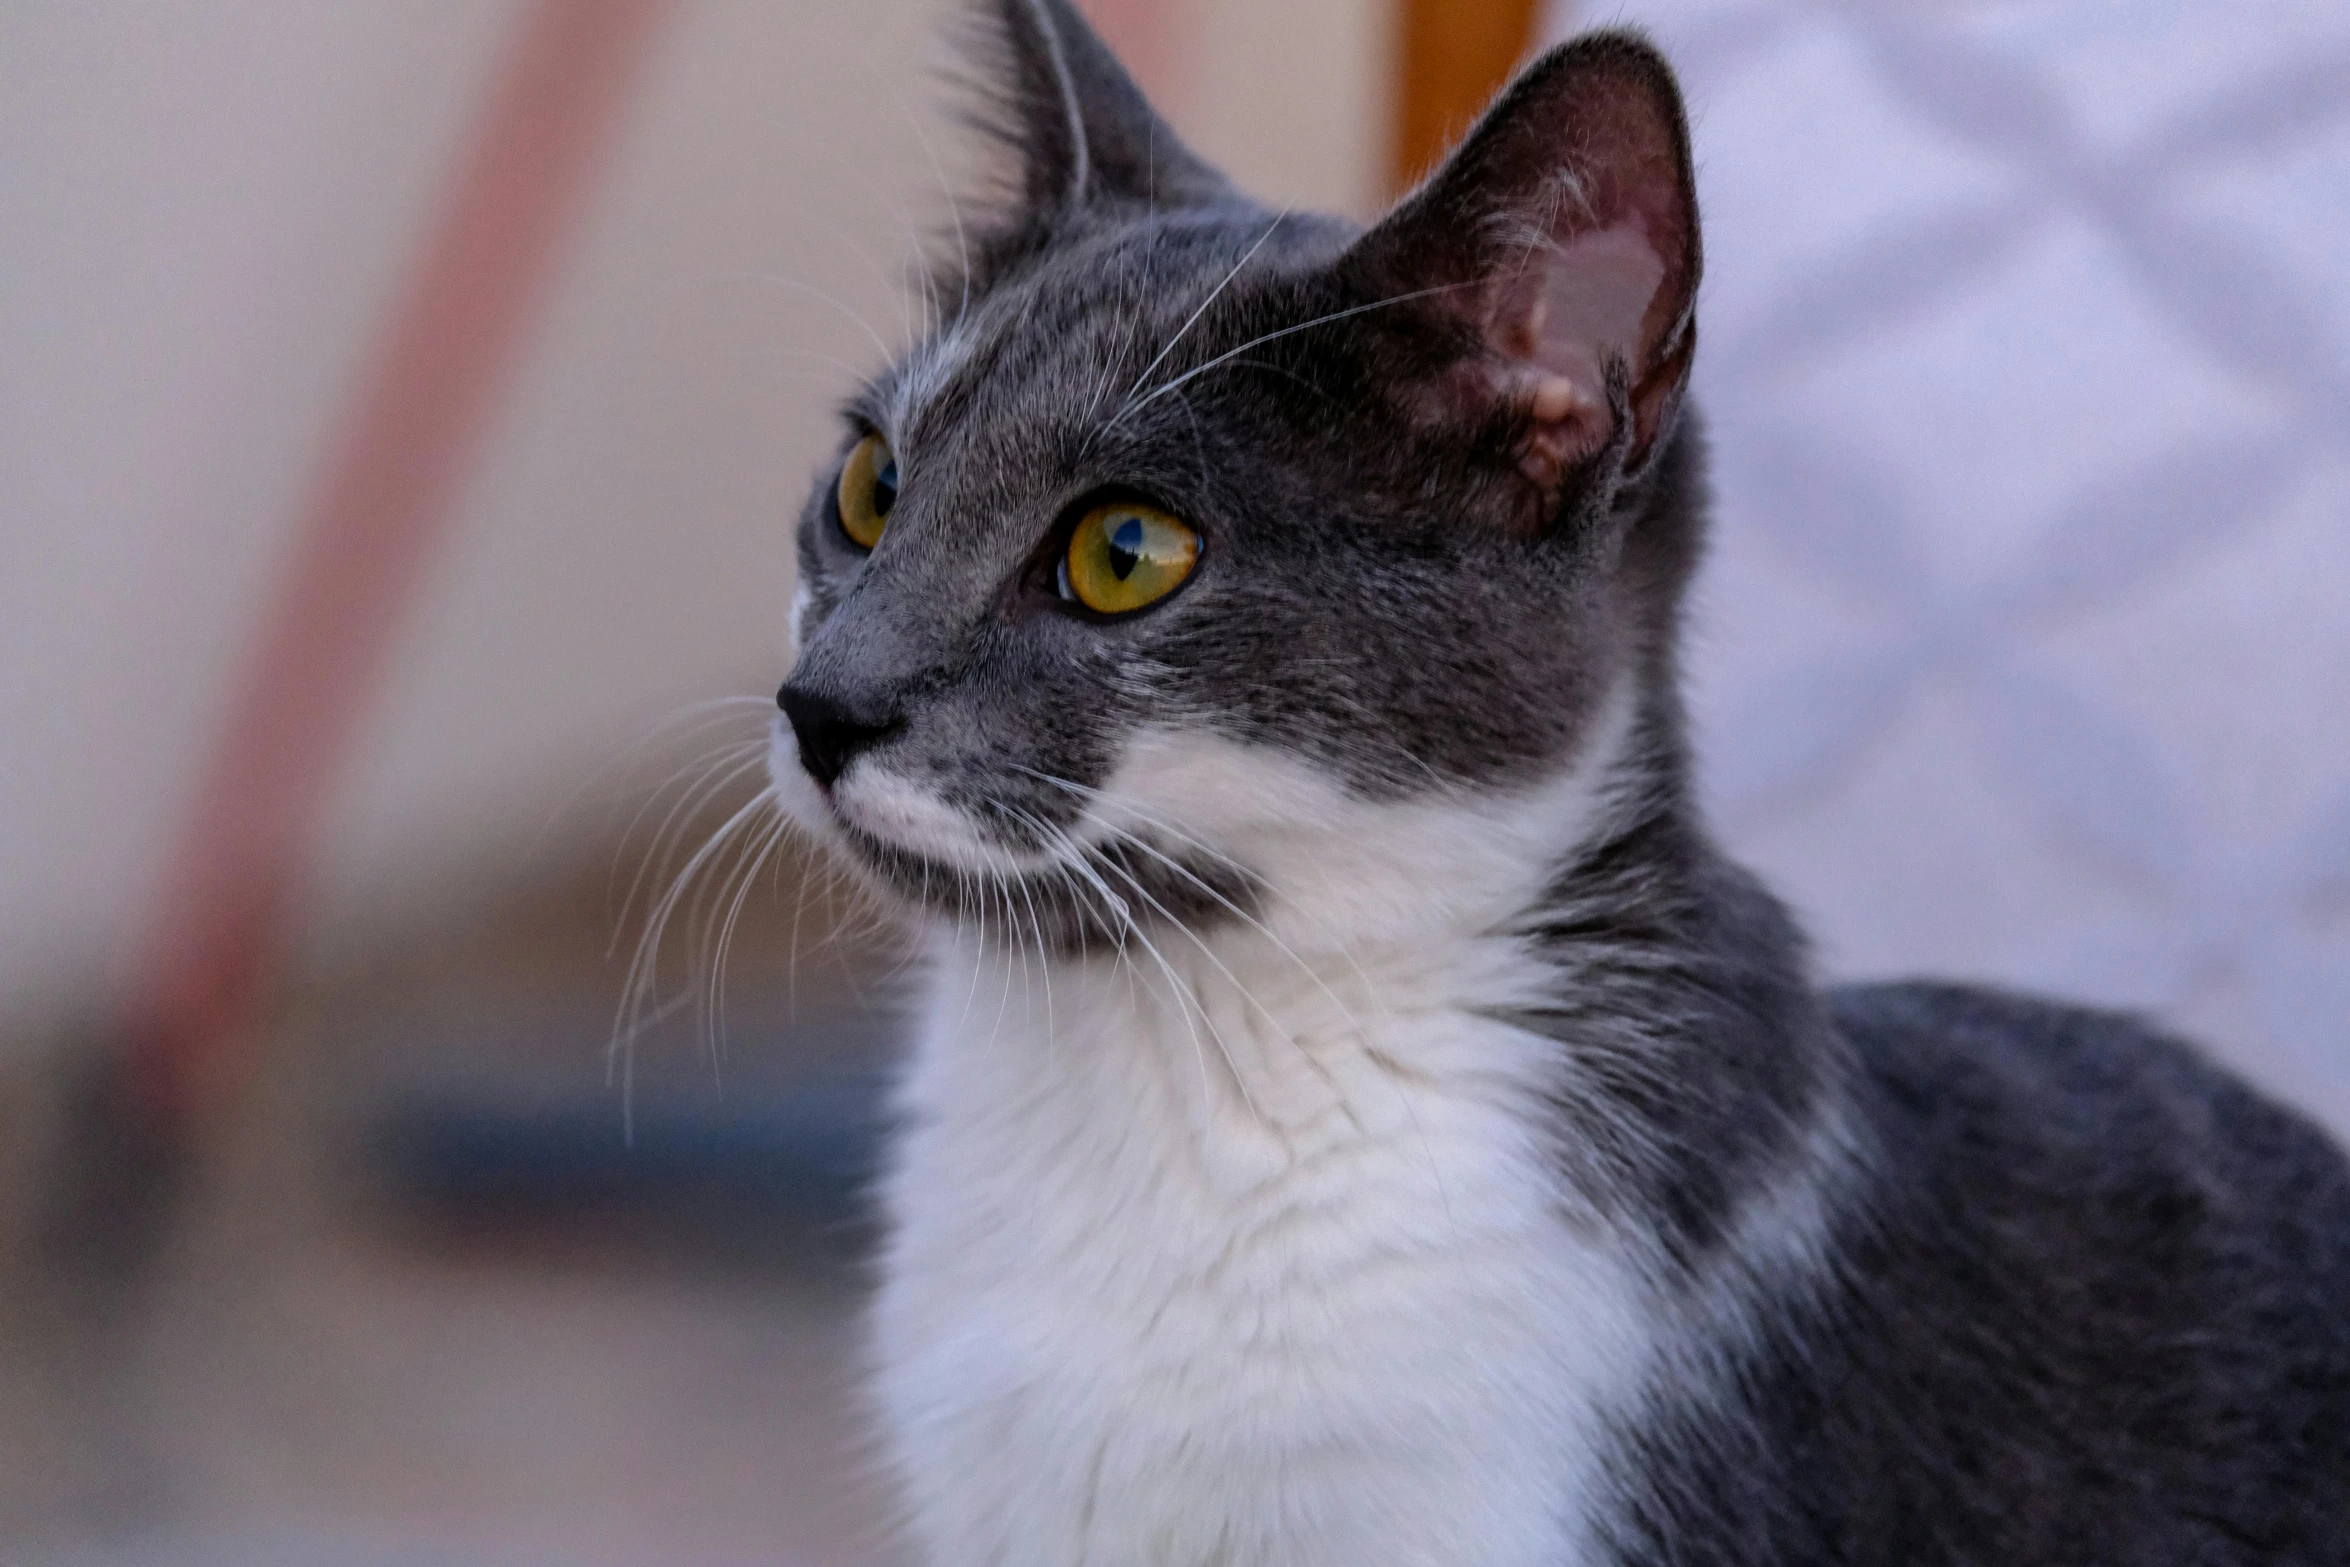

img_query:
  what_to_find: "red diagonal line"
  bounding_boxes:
[126,0,679,1114]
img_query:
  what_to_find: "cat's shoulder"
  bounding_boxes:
[1830,979,2339,1158]
[1824,976,2350,1295]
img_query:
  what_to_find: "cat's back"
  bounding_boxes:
[1834,981,2350,1369]
[1644,981,2350,1565]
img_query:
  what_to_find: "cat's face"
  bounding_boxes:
[772,3,1700,949]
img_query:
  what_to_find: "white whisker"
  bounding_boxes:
[1112,209,1290,424]
[1109,281,1477,433]
[700,269,898,365]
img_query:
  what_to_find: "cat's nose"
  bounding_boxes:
[777,681,900,789]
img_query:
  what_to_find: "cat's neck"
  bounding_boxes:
[882,738,1711,1567]
[913,648,1844,1272]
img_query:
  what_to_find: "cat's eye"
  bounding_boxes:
[1058,501,1200,616]
[836,433,896,550]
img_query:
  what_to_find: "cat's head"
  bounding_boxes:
[773,0,1703,951]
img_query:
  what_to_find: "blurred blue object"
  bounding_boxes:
[372,1065,891,1242]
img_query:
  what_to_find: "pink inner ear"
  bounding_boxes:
[1487,219,1667,481]
[1494,221,1667,408]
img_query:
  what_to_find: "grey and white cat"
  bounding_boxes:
[767,3,2350,1562]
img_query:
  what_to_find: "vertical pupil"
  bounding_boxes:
[871,454,897,516]
[1107,515,1144,580]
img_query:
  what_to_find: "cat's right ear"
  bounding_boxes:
[1345,32,1700,490]
[960,0,1233,216]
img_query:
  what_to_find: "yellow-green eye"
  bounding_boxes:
[1059,501,1200,615]
[836,433,896,550]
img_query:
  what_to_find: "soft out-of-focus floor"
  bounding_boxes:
[1,838,911,1566]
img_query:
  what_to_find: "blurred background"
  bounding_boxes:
[2,0,2344,1561]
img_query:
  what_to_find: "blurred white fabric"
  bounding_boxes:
[1548,1,2350,1129]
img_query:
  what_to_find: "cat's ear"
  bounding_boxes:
[1346,32,1699,485]
[964,0,1233,215]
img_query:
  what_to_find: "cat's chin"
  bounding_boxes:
[841,769,1037,876]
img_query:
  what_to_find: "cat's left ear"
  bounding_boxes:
[967,0,1234,215]
[1345,31,1699,487]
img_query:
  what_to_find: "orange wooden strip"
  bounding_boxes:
[1390,0,1543,196]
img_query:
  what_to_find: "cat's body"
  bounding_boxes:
[863,469,2350,1567]
[767,4,2350,1560]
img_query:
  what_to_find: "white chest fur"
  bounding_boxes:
[870,913,1655,1567]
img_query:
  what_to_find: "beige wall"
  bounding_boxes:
[0,1,1392,1033]
[2,2,525,1020]
[1185,0,1392,220]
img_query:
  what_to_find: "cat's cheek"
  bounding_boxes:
[831,763,1037,879]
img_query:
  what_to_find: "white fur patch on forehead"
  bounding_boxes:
[886,312,982,451]
[1085,676,1639,953]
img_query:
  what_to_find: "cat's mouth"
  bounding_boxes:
[767,719,1255,945]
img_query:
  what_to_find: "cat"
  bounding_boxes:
[765,2,2350,1561]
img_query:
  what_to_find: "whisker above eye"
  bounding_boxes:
[1102,279,1481,437]
[1107,208,1291,434]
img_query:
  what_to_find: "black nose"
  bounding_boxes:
[777,682,899,789]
